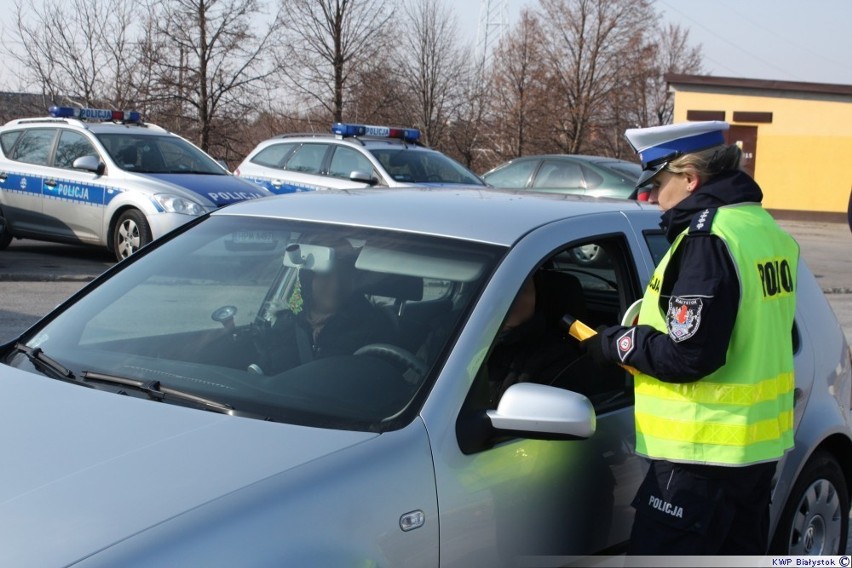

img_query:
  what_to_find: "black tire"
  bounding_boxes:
[770,451,849,555]
[0,208,12,250]
[112,209,152,261]
[0,227,11,250]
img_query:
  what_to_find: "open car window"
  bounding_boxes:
[10,217,503,432]
[479,235,641,418]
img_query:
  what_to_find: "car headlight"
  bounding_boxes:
[153,194,206,216]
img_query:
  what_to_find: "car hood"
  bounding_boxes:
[138,173,269,206]
[0,365,376,567]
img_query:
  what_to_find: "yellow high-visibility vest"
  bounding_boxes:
[635,204,799,465]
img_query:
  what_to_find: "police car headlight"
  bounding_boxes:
[153,194,205,216]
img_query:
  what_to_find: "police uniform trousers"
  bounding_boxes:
[628,459,777,555]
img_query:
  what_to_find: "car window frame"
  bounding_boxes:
[532,158,586,190]
[7,127,59,166]
[53,129,101,171]
[250,142,297,169]
[283,143,332,175]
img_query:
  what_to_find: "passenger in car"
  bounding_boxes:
[486,273,584,406]
[261,239,394,374]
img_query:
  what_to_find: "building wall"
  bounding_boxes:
[672,89,852,215]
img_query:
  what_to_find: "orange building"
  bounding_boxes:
[666,74,852,221]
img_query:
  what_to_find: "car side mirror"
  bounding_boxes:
[73,155,105,175]
[486,382,596,439]
[350,170,378,186]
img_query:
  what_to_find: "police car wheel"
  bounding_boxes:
[770,451,849,555]
[0,210,11,250]
[113,209,152,261]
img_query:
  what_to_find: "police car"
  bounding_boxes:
[234,122,487,193]
[0,107,270,260]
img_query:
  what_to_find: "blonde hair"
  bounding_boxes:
[666,144,743,184]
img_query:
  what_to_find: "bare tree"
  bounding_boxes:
[645,23,703,126]
[537,0,655,154]
[4,0,141,106]
[396,0,463,147]
[142,0,283,153]
[278,0,395,123]
[489,8,550,159]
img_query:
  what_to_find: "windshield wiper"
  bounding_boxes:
[14,343,80,383]
[81,371,234,414]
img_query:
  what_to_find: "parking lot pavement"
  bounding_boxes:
[0,238,113,282]
[777,220,852,344]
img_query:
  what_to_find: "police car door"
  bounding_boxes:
[41,130,106,245]
[0,127,56,234]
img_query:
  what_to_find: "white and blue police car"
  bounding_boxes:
[0,107,271,260]
[234,122,487,194]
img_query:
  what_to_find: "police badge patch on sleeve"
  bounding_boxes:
[616,328,636,363]
[666,297,703,342]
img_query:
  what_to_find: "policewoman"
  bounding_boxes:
[582,121,799,554]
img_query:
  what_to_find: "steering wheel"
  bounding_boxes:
[354,343,428,377]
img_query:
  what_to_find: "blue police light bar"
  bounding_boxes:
[332,122,421,142]
[48,106,142,123]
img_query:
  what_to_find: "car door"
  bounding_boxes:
[0,127,57,234]
[40,129,107,244]
[422,212,657,565]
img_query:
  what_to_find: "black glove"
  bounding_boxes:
[579,327,617,368]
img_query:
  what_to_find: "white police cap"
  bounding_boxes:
[625,121,729,188]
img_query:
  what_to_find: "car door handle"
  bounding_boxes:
[271,180,284,188]
[44,179,57,188]
[0,171,7,182]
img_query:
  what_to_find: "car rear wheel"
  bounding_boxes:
[113,209,151,261]
[0,227,11,250]
[770,451,849,555]
[0,209,12,250]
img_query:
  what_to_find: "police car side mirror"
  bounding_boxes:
[73,155,105,176]
[350,170,379,186]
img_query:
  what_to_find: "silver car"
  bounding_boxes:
[1,189,850,566]
[234,122,486,193]
[0,106,270,260]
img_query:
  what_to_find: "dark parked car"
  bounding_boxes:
[481,154,641,198]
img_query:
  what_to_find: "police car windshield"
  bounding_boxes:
[369,149,484,185]
[95,133,225,175]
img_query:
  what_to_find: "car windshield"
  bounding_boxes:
[95,133,226,175]
[369,148,484,185]
[8,216,503,432]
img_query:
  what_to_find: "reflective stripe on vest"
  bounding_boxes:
[635,204,799,465]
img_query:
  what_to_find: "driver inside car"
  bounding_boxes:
[257,238,395,375]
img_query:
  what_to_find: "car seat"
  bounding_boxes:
[117,146,137,168]
[534,269,588,331]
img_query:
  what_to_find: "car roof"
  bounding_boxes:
[214,188,656,246]
[496,154,637,165]
[256,134,434,152]
[1,117,169,136]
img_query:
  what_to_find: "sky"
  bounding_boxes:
[455,0,852,85]
[0,0,850,90]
